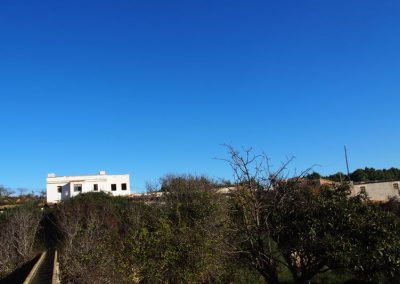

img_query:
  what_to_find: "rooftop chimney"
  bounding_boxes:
[99,170,106,175]
[48,173,56,178]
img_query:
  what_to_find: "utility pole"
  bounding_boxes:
[344,145,351,181]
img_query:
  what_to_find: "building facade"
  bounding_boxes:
[46,171,130,203]
[352,181,400,202]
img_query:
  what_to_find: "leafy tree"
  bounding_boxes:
[325,167,400,182]
[305,172,321,180]
[330,198,400,282]
[324,172,346,182]
[269,183,332,283]
[350,169,369,182]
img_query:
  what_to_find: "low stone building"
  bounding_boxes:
[352,181,400,202]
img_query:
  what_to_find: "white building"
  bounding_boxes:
[46,171,130,203]
[352,181,400,202]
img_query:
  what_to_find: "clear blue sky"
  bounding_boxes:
[0,0,399,193]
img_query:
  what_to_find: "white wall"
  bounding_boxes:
[46,173,131,203]
[352,181,400,202]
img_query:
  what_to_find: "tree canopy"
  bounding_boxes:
[306,167,400,182]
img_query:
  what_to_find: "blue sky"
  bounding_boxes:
[0,0,399,192]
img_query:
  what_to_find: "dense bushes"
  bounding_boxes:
[2,161,400,283]
[119,175,229,283]
[47,176,400,283]
[50,177,231,283]
[52,193,124,284]
[224,147,400,284]
[266,184,400,283]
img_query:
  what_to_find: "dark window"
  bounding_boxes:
[394,183,399,190]
[57,186,62,193]
[111,184,117,191]
[121,183,127,190]
[93,184,98,191]
[74,184,82,192]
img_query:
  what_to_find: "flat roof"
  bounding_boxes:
[354,180,400,185]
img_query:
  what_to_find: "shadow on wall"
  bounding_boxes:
[61,184,70,200]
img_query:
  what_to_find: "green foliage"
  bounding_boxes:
[39,179,400,284]
[4,166,400,283]
[324,167,400,182]
[269,182,400,283]
[330,200,400,282]
[224,147,400,284]
[53,192,125,283]
[305,172,322,180]
[121,175,229,283]
[48,176,231,283]
[270,183,332,283]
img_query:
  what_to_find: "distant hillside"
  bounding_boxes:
[307,167,400,183]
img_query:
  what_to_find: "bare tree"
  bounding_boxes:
[0,207,41,278]
[17,188,26,197]
[0,185,14,198]
[39,190,46,200]
[222,145,294,284]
